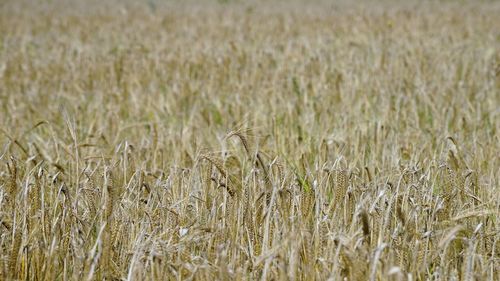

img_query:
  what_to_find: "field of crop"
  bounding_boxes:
[0,0,499,280]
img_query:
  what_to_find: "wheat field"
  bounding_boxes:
[0,0,499,280]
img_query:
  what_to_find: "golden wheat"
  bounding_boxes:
[0,0,499,280]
